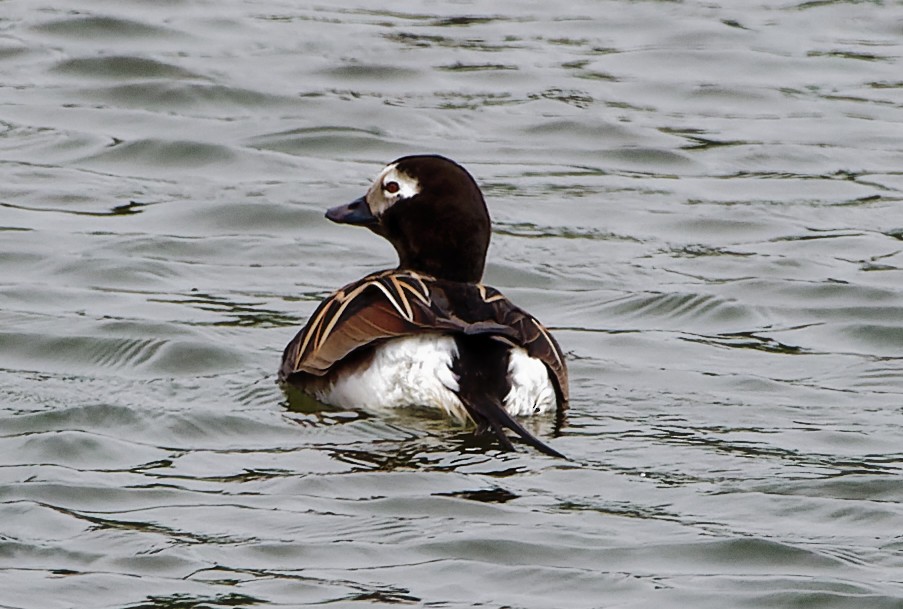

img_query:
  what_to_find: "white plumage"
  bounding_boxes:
[316,334,555,421]
[504,346,557,416]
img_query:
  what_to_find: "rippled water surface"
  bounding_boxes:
[2,1,903,607]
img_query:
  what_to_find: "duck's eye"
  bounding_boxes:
[384,181,400,194]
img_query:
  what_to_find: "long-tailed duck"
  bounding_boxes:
[280,155,568,457]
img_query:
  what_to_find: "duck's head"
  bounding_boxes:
[325,155,491,283]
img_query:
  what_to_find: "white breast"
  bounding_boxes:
[315,334,556,421]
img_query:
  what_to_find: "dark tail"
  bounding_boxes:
[453,335,567,459]
[463,397,568,459]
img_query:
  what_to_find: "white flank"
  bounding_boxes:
[317,335,468,421]
[504,347,556,416]
[318,337,555,420]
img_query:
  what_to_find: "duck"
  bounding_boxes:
[279,155,568,457]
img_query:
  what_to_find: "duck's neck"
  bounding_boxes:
[395,245,485,283]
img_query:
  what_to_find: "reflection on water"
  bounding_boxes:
[1,0,902,608]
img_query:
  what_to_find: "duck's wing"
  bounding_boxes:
[473,283,570,406]
[279,270,437,380]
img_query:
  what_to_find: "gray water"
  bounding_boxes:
[2,1,903,607]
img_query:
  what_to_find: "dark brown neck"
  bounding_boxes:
[394,244,485,283]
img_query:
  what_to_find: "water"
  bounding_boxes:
[2,0,902,607]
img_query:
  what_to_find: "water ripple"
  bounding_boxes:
[2,1,903,608]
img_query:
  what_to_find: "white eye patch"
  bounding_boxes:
[366,163,420,216]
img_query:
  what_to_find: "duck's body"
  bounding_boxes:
[279,156,568,457]
[280,269,565,422]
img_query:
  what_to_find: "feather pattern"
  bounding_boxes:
[279,269,569,407]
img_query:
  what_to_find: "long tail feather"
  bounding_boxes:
[465,397,567,459]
